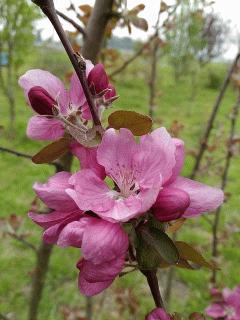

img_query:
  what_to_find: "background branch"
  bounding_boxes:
[56,10,86,37]
[190,52,240,179]
[211,92,240,284]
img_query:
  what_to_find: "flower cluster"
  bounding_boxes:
[205,286,240,320]
[19,60,224,304]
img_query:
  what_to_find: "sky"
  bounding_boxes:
[37,0,240,59]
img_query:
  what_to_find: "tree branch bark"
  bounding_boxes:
[190,52,240,179]
[56,10,86,38]
[81,0,114,63]
[211,92,240,284]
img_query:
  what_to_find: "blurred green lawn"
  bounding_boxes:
[0,48,240,319]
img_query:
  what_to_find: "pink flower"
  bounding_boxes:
[88,63,117,101]
[28,171,84,244]
[75,217,129,296]
[66,127,177,222]
[19,62,117,142]
[146,308,171,320]
[205,286,240,320]
[70,142,105,179]
[152,138,224,221]
[18,61,94,141]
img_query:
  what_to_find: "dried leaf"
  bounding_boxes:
[160,1,168,12]
[108,110,152,136]
[167,218,186,233]
[128,4,145,16]
[131,16,148,31]
[32,138,70,164]
[79,4,92,15]
[175,241,217,270]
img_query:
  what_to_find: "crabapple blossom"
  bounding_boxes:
[146,308,171,320]
[152,138,224,222]
[18,61,116,141]
[66,128,224,223]
[205,286,240,320]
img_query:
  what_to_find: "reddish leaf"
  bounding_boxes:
[175,241,218,270]
[131,16,148,31]
[108,110,152,136]
[32,138,70,164]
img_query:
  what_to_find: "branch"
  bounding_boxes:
[56,10,86,38]
[190,52,240,179]
[211,92,240,284]
[32,0,101,127]
[0,146,62,170]
[141,270,165,309]
[110,35,156,78]
[7,232,37,253]
[0,146,32,160]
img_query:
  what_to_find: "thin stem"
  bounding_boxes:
[56,10,86,37]
[7,232,37,253]
[0,146,61,170]
[211,92,240,284]
[141,270,165,309]
[190,52,240,179]
[32,0,101,127]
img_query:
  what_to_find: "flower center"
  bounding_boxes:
[225,306,236,318]
[109,163,140,198]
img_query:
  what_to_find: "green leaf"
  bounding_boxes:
[136,232,162,270]
[108,110,152,136]
[175,241,218,270]
[32,137,70,164]
[141,227,179,264]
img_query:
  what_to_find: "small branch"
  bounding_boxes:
[110,35,156,78]
[141,270,165,309]
[0,146,61,170]
[7,232,37,253]
[0,146,32,160]
[32,0,101,127]
[190,52,240,179]
[211,92,240,284]
[56,10,86,38]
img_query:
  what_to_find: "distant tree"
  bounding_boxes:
[166,0,229,81]
[0,0,39,135]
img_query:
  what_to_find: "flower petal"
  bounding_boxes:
[19,69,66,105]
[97,128,139,178]
[82,219,128,263]
[146,308,171,320]
[77,257,124,296]
[28,86,55,115]
[152,187,190,222]
[87,64,108,94]
[57,218,90,248]
[28,210,72,229]
[166,138,185,185]
[66,169,114,212]
[170,177,224,218]
[78,260,113,296]
[33,172,76,211]
[205,304,226,318]
[70,142,105,179]
[27,116,64,141]
[138,127,176,185]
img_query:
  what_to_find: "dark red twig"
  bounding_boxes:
[32,0,101,127]
[141,270,165,309]
[56,10,86,37]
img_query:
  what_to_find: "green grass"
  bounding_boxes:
[0,50,240,319]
